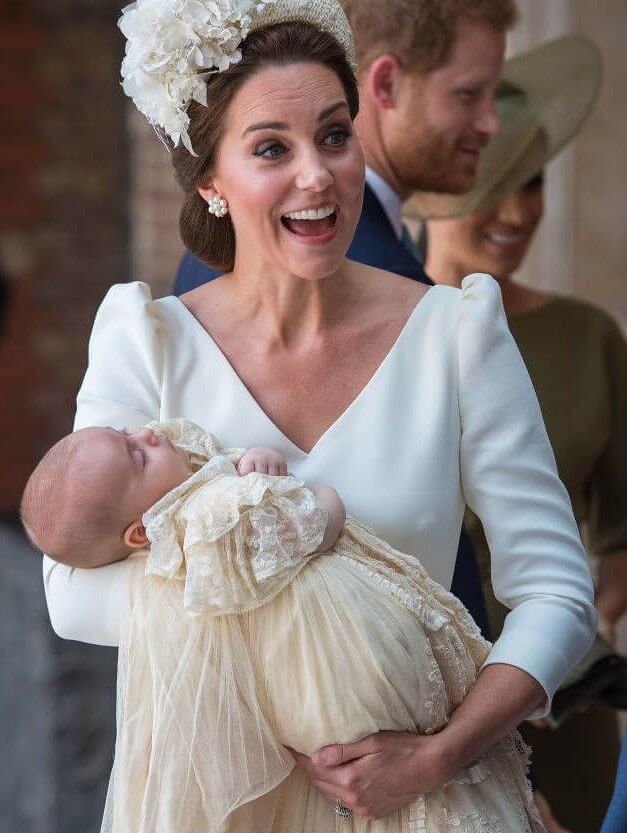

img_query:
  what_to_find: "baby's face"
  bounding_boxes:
[77,426,192,526]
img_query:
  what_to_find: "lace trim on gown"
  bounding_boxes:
[141,419,328,614]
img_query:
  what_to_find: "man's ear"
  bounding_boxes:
[124,520,148,549]
[366,55,403,110]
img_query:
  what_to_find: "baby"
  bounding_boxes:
[21,420,345,571]
[24,420,543,833]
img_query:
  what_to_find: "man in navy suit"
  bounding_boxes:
[173,0,519,639]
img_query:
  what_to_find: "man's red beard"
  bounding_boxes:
[388,127,488,195]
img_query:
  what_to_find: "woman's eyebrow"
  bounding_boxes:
[243,120,288,136]
[242,101,348,136]
[318,101,347,120]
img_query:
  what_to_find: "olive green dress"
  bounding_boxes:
[467,296,627,833]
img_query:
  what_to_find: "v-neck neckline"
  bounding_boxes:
[167,286,440,456]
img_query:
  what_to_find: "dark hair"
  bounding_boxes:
[171,22,359,273]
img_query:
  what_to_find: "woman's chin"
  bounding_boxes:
[284,251,347,282]
[278,222,353,278]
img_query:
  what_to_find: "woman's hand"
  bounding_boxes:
[287,730,451,819]
[237,446,288,476]
[291,664,545,819]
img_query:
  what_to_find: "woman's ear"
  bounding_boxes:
[124,520,148,549]
[197,174,221,206]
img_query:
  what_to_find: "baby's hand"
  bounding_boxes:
[237,446,288,477]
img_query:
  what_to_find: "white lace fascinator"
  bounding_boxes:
[118,0,357,154]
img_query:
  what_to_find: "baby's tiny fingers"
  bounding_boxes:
[237,459,254,476]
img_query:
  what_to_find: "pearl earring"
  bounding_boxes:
[207,195,228,217]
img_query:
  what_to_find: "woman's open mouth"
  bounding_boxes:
[281,204,339,240]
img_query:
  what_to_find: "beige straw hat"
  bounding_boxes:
[405,35,603,220]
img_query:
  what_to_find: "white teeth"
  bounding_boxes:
[283,205,335,221]
[486,233,524,245]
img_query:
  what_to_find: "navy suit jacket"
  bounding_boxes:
[173,184,492,639]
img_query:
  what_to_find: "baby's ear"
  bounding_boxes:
[124,520,148,549]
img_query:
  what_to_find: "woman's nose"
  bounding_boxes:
[294,152,333,191]
[496,191,529,225]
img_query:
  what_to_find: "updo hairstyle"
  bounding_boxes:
[171,22,359,273]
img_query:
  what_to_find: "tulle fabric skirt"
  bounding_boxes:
[101,521,543,833]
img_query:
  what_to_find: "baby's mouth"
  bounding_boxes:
[281,204,338,237]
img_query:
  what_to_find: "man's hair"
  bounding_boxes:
[339,0,518,73]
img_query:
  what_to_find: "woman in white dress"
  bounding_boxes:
[43,0,595,827]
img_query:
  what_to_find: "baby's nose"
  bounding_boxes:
[135,427,159,445]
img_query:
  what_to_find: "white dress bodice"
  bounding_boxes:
[43,273,596,712]
[151,285,465,589]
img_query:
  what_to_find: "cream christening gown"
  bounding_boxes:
[102,419,543,833]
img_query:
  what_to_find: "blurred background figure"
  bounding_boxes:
[600,733,627,833]
[406,35,627,833]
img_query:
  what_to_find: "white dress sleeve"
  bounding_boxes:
[43,282,162,646]
[457,274,596,715]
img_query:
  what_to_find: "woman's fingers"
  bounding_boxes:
[288,748,343,788]
[313,735,378,766]
[288,732,433,819]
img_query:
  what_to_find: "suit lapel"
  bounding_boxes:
[347,185,432,286]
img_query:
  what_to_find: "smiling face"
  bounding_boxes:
[199,61,365,280]
[382,19,505,195]
[427,176,544,280]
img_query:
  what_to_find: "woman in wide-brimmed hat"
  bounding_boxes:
[408,35,627,833]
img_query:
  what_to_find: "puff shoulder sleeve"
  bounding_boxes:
[457,274,596,714]
[43,282,163,646]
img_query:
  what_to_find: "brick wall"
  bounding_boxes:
[128,110,185,296]
[0,0,129,510]
[0,2,48,510]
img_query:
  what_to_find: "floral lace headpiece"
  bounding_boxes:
[118,0,357,155]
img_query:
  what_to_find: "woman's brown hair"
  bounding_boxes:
[171,22,359,273]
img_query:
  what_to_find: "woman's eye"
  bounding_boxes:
[134,447,146,467]
[253,141,286,160]
[323,127,350,147]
